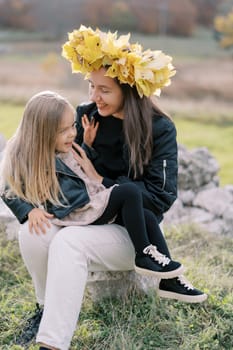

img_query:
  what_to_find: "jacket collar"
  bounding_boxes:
[55,157,79,178]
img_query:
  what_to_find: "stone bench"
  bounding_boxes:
[86,223,164,300]
[87,270,159,301]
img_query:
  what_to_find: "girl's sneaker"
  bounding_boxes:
[135,244,184,279]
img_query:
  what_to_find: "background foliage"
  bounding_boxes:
[0,0,232,37]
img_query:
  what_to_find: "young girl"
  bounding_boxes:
[1,90,183,280]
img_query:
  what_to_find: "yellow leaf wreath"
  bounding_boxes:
[62,25,176,97]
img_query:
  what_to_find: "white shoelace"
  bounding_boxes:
[177,275,194,290]
[143,244,171,267]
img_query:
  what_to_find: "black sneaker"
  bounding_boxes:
[16,303,43,346]
[135,245,184,278]
[158,275,208,303]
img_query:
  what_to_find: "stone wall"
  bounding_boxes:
[164,145,233,236]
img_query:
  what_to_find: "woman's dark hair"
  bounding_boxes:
[120,83,169,178]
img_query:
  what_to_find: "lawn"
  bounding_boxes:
[174,117,233,186]
[0,103,24,138]
[0,223,232,349]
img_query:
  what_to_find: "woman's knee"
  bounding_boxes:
[117,182,141,200]
[49,226,89,257]
[50,224,134,262]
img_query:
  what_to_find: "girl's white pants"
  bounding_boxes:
[18,222,135,350]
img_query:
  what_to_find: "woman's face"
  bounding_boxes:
[55,106,77,153]
[88,67,124,119]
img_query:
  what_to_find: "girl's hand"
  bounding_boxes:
[28,208,54,235]
[72,142,103,183]
[81,114,99,147]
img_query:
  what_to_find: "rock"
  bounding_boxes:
[163,198,186,225]
[0,198,19,240]
[178,190,195,206]
[199,219,227,236]
[5,220,20,240]
[224,184,233,195]
[178,146,220,191]
[0,133,6,161]
[87,271,159,300]
[222,207,233,228]
[193,187,233,217]
[181,207,215,224]
[166,145,233,236]
[0,133,6,151]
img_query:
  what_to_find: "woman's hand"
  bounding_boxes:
[81,114,99,147]
[72,142,103,183]
[28,208,54,234]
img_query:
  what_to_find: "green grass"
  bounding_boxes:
[0,104,23,139]
[0,103,232,185]
[0,224,232,349]
[175,118,233,186]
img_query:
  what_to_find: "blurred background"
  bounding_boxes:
[0,0,233,184]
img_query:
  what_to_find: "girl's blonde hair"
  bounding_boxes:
[0,90,75,206]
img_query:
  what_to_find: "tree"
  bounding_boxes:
[214,7,233,48]
[0,0,34,29]
[192,0,223,27]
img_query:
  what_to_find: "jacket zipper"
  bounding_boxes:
[162,159,167,190]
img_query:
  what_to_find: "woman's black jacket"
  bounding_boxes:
[76,102,178,221]
[1,158,90,224]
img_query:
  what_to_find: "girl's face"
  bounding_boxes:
[55,107,77,153]
[88,67,124,119]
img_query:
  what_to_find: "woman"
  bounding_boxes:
[63,25,207,305]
